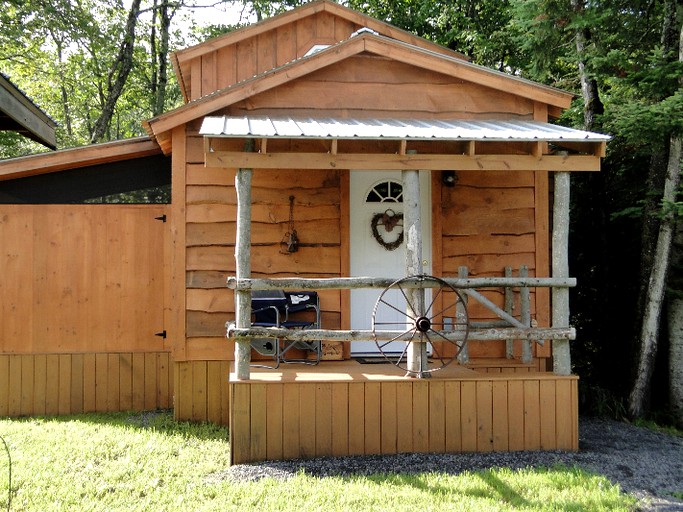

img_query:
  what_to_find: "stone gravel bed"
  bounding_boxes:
[213,417,683,511]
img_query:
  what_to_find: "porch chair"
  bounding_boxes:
[250,290,322,368]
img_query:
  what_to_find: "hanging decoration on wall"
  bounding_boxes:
[371,208,404,251]
[280,195,299,254]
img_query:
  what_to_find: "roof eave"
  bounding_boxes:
[0,137,162,181]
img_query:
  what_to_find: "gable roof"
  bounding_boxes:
[146,31,574,154]
[172,0,469,102]
[0,73,57,149]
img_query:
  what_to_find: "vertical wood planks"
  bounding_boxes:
[226,375,578,465]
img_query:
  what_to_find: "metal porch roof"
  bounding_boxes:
[200,116,610,143]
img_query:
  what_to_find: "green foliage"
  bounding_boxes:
[0,0,187,154]
[0,412,636,511]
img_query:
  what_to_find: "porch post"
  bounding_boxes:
[234,139,255,380]
[552,171,571,375]
[402,168,427,377]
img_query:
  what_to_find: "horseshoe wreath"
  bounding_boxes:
[371,209,404,251]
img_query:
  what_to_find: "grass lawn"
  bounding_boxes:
[0,411,635,511]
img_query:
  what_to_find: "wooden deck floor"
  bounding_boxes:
[231,359,481,382]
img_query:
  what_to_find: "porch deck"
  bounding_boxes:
[228,360,578,465]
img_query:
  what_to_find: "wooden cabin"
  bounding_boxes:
[0,1,609,465]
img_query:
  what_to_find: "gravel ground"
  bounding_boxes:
[218,417,683,511]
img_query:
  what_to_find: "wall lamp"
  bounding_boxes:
[442,171,458,187]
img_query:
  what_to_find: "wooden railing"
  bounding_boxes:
[226,266,576,372]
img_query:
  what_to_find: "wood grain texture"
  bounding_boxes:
[227,369,579,464]
[0,352,172,417]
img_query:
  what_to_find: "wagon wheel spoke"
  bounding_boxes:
[378,295,418,322]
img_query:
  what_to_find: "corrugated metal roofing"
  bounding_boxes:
[200,116,610,143]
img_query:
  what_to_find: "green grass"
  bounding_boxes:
[0,411,636,511]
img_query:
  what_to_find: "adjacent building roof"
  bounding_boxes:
[200,116,611,143]
[0,72,57,149]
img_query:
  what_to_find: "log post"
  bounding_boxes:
[504,266,514,359]
[552,172,571,375]
[456,266,469,365]
[234,139,255,380]
[402,168,427,377]
[520,265,535,364]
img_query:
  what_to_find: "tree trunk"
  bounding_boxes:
[629,134,682,418]
[90,0,142,143]
[668,222,683,428]
[152,0,173,116]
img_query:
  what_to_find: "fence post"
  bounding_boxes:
[552,172,571,375]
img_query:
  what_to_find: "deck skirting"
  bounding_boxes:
[229,370,578,465]
[0,352,172,417]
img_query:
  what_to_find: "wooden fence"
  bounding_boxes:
[0,204,171,417]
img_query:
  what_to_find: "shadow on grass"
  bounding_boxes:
[5,410,228,442]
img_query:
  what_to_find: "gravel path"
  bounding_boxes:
[219,417,683,511]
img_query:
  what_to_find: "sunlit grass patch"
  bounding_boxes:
[1,411,636,511]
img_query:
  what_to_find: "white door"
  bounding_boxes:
[350,171,431,356]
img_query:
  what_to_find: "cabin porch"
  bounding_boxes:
[228,359,578,465]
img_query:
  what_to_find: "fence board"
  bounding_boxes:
[429,381,446,453]
[250,383,267,462]
[348,383,365,455]
[315,383,333,457]
[364,382,381,455]
[396,381,414,453]
[299,384,316,459]
[476,380,493,452]
[282,383,300,460]
[266,383,284,461]
[380,382,398,455]
[45,354,59,415]
[33,354,47,415]
[70,354,84,414]
[20,355,34,416]
[412,382,429,452]
[492,381,509,451]
[523,380,541,450]
[331,383,349,457]
[444,381,461,452]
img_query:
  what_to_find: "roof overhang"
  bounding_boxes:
[0,73,57,149]
[0,137,162,181]
[201,116,609,172]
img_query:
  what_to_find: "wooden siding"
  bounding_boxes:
[229,371,579,464]
[182,140,344,359]
[440,170,546,361]
[0,204,169,354]
[173,360,230,425]
[227,55,534,120]
[0,352,172,417]
[189,10,363,100]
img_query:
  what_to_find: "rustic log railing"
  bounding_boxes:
[226,270,576,373]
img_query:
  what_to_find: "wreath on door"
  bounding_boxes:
[371,209,404,251]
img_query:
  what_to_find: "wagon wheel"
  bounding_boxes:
[371,274,469,373]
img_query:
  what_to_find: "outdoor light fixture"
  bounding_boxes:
[442,171,457,187]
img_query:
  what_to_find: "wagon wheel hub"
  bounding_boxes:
[415,316,431,333]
